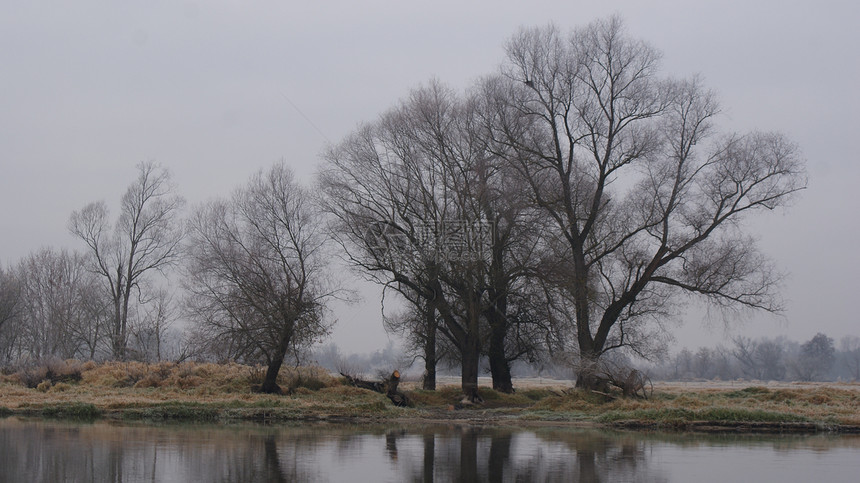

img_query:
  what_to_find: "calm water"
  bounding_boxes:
[1,417,859,482]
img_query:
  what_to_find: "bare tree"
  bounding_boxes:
[0,266,20,334]
[9,248,110,361]
[0,266,23,364]
[479,17,806,387]
[792,333,835,381]
[383,294,447,390]
[184,162,336,393]
[320,82,487,400]
[733,336,794,381]
[69,162,185,360]
[840,336,860,381]
[321,81,553,399]
[128,288,176,362]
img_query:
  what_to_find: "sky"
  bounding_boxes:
[1,0,858,355]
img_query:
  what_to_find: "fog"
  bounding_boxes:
[1,1,858,355]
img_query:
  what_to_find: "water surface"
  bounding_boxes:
[1,417,858,482]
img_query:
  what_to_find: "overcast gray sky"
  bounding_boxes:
[1,0,858,354]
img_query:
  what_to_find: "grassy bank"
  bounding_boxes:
[2,361,859,432]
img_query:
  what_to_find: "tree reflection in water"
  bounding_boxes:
[1,418,859,482]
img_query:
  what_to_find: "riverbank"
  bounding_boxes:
[2,361,859,433]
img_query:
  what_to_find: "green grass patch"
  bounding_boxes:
[120,402,221,422]
[597,407,808,424]
[38,402,102,420]
[406,387,466,407]
[478,388,533,406]
[407,389,451,407]
[519,410,589,421]
[0,406,11,418]
[519,389,555,402]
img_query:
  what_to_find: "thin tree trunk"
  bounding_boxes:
[423,300,437,390]
[461,334,481,402]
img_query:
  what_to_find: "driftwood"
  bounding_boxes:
[577,358,653,399]
[601,367,652,399]
[341,370,412,407]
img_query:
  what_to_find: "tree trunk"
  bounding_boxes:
[423,300,437,390]
[486,238,513,393]
[488,320,513,393]
[260,354,285,394]
[260,329,292,394]
[461,335,481,402]
[112,287,123,360]
[574,350,606,390]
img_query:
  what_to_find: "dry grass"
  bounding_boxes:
[0,361,345,413]
[2,364,859,428]
[529,384,860,426]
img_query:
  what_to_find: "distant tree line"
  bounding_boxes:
[0,17,808,399]
[649,333,860,382]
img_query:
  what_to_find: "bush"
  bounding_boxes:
[279,365,338,392]
[17,359,83,388]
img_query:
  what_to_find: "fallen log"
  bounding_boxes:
[340,370,412,407]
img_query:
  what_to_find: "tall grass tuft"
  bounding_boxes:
[16,359,83,388]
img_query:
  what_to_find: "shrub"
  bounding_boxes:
[16,359,82,388]
[279,366,338,392]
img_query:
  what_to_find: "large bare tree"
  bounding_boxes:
[184,162,335,394]
[69,162,185,360]
[320,82,489,399]
[321,81,552,397]
[479,17,806,387]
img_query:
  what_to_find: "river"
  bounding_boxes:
[1,417,858,482]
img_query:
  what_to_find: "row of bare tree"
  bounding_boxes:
[0,162,335,394]
[652,333,860,382]
[0,247,178,364]
[1,17,806,399]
